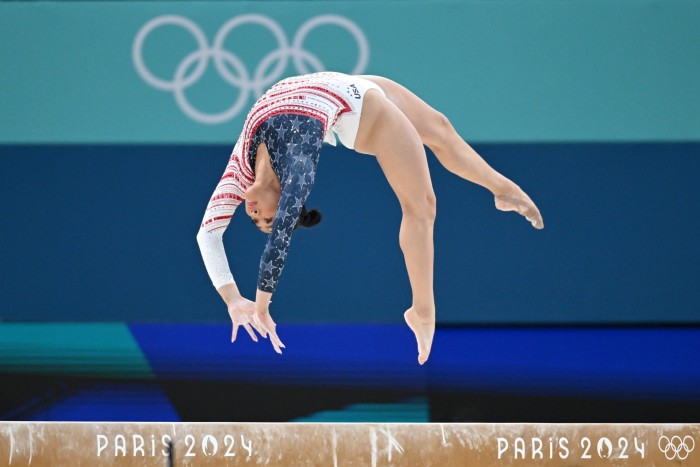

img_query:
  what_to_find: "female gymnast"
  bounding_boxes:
[197,72,543,364]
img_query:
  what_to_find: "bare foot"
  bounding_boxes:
[404,308,435,365]
[495,187,544,229]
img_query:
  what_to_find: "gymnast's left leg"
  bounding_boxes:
[354,90,437,365]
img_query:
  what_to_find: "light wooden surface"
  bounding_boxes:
[0,422,698,466]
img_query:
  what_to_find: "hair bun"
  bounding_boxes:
[298,206,322,228]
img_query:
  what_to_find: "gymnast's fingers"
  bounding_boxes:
[270,329,285,351]
[243,323,258,342]
[250,320,267,339]
[231,324,239,343]
[266,324,285,352]
[269,332,283,354]
[254,314,282,354]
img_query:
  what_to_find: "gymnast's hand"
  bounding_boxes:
[253,290,285,354]
[227,295,261,344]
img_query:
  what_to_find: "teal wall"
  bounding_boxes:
[1,0,698,143]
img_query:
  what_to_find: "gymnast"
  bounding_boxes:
[197,72,543,364]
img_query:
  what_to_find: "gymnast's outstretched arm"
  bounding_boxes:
[252,137,322,353]
[196,150,261,343]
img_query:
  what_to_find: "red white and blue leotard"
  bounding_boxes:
[197,72,370,292]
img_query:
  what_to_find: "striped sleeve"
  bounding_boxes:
[196,143,247,289]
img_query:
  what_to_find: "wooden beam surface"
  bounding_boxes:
[1,422,698,466]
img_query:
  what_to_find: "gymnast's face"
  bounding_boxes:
[244,183,280,234]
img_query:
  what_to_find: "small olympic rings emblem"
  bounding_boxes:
[132,14,369,124]
[658,435,695,460]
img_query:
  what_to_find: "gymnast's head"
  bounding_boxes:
[244,184,321,234]
[244,182,278,234]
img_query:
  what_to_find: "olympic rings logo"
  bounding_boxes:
[658,435,695,460]
[132,14,369,124]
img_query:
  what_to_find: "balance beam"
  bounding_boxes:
[1,422,697,465]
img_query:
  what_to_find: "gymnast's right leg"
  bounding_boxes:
[360,75,544,229]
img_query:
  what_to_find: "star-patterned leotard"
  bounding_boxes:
[197,72,378,293]
[248,114,323,292]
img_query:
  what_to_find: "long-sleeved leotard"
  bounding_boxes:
[250,114,323,292]
[197,72,356,293]
[198,114,322,293]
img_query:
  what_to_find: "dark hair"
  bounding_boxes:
[295,204,322,229]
